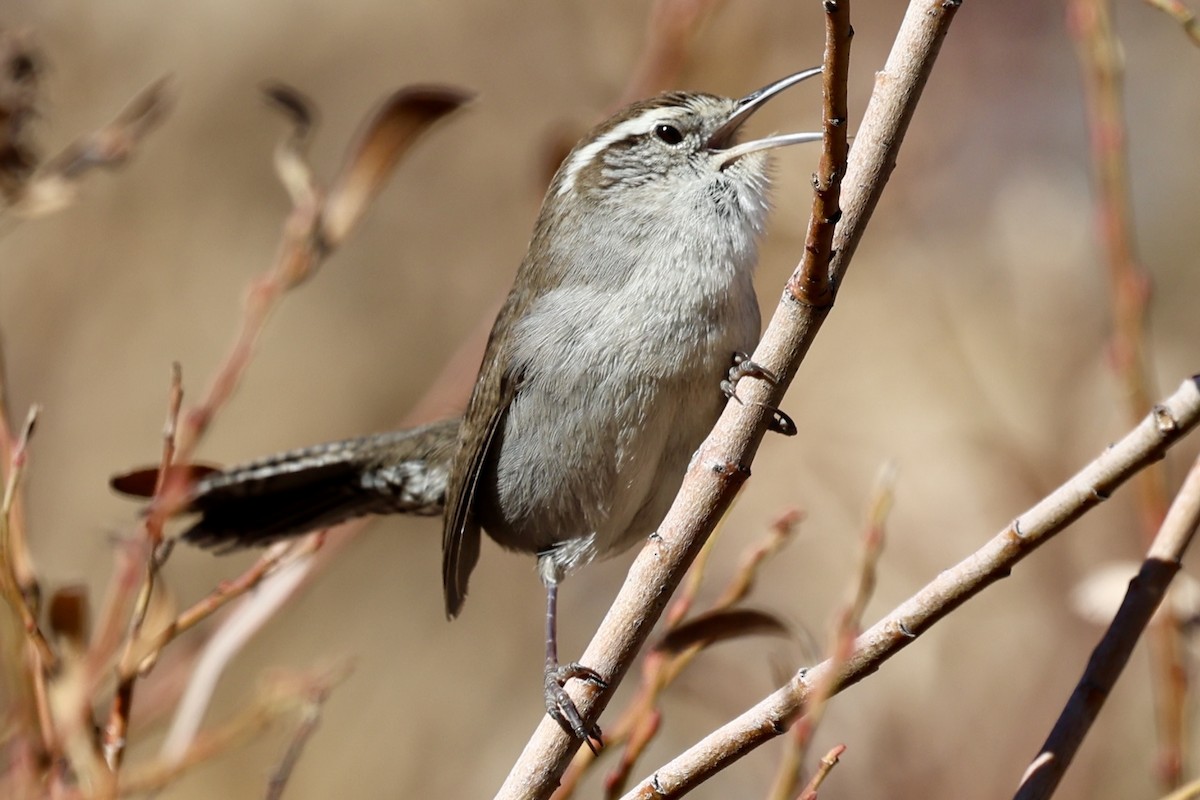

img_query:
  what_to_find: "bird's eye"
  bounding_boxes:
[654,124,684,145]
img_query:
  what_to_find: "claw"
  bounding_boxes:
[723,352,796,437]
[545,662,605,753]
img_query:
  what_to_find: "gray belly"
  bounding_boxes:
[475,362,727,574]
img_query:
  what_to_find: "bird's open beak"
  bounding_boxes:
[709,66,823,168]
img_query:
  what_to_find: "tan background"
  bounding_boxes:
[2,0,1199,797]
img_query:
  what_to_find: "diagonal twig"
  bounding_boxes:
[1014,451,1200,799]
[623,375,1200,798]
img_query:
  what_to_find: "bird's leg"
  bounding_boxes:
[721,351,797,436]
[542,574,606,753]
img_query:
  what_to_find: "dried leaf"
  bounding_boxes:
[263,83,319,207]
[11,75,173,217]
[654,608,789,656]
[44,75,173,178]
[48,585,89,649]
[262,83,315,140]
[320,85,472,248]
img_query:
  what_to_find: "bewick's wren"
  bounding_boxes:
[157,68,821,749]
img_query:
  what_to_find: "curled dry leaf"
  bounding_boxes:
[262,83,315,139]
[44,75,173,178]
[11,75,173,217]
[263,83,319,207]
[319,85,473,249]
[653,607,789,656]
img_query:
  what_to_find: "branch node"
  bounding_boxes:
[1153,403,1179,433]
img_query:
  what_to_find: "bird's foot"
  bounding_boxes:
[721,352,796,436]
[544,661,606,754]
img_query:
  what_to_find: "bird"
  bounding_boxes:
[119,68,822,750]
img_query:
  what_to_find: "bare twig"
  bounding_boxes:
[104,363,184,769]
[0,331,37,625]
[119,663,351,795]
[496,0,881,790]
[81,87,467,775]
[1141,0,1200,45]
[159,543,321,763]
[787,0,851,309]
[1159,778,1200,800]
[796,744,846,800]
[621,376,1200,799]
[770,464,891,800]
[554,513,799,798]
[1014,453,1200,799]
[264,669,344,800]
[0,406,53,669]
[6,76,173,218]
[152,85,469,519]
[1067,0,1186,784]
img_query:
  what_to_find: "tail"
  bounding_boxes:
[178,417,460,550]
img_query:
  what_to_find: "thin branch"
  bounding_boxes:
[1067,0,1185,784]
[1141,0,1200,46]
[5,76,173,219]
[80,88,468,771]
[0,406,53,669]
[159,545,320,763]
[501,0,967,791]
[788,0,851,308]
[118,663,350,796]
[264,672,342,800]
[0,330,37,629]
[1014,452,1200,799]
[555,512,799,798]
[621,375,1200,799]
[770,464,891,800]
[796,744,846,800]
[103,363,183,769]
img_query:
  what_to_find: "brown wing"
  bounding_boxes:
[441,299,526,618]
[441,387,511,618]
[443,208,557,617]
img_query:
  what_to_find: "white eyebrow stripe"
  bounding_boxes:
[555,106,678,198]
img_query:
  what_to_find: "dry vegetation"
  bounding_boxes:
[1,1,1199,798]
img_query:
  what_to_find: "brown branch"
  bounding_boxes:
[118,663,350,796]
[1141,0,1200,46]
[553,512,799,798]
[81,85,467,756]
[264,670,343,800]
[6,76,173,218]
[1014,452,1200,799]
[103,363,183,769]
[787,0,851,308]
[796,744,846,800]
[0,406,53,670]
[0,332,38,629]
[136,533,325,676]
[770,464,890,800]
[620,376,1200,799]
[499,0,967,791]
[1067,0,1185,785]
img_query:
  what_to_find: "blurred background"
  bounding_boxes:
[1,0,1198,797]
